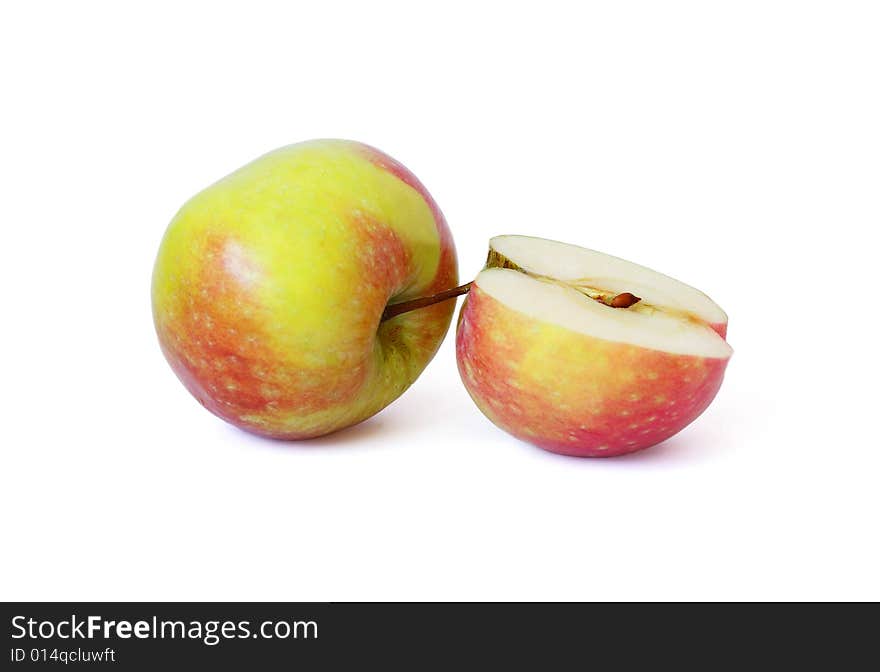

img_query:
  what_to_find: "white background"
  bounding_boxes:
[2,1,878,601]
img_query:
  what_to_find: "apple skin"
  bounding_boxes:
[710,321,728,339]
[456,281,729,457]
[152,139,457,439]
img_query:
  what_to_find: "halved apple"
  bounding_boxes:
[456,235,732,457]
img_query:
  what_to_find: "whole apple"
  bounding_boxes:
[456,236,731,457]
[152,139,458,439]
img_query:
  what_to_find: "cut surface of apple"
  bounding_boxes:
[456,235,732,458]
[487,234,730,341]
[481,235,732,359]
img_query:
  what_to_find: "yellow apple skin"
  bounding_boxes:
[152,140,457,439]
[456,281,729,457]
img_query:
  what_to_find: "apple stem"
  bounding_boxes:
[381,282,473,322]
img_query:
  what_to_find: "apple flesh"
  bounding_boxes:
[152,139,457,439]
[456,236,731,457]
